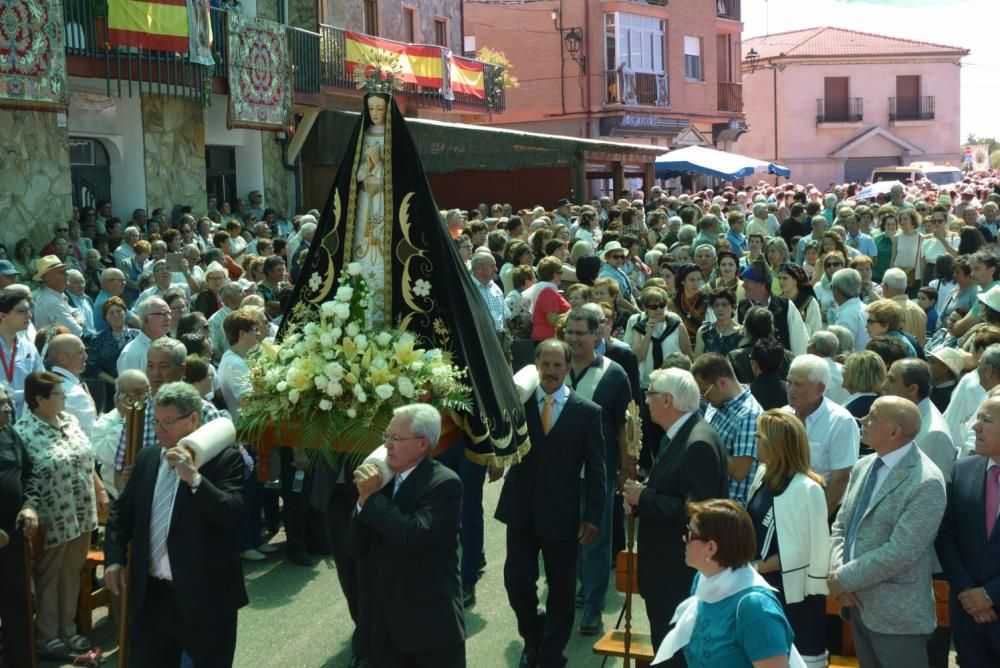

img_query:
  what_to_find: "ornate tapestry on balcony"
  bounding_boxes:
[0,0,68,112]
[226,11,292,132]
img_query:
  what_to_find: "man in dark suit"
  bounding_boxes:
[105,382,247,667]
[351,403,466,667]
[496,339,606,668]
[937,394,1000,667]
[623,367,728,665]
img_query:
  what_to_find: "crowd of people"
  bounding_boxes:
[0,173,999,667]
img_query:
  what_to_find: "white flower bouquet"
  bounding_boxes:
[240,263,472,456]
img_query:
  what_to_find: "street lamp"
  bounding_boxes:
[564,28,585,72]
[746,47,759,74]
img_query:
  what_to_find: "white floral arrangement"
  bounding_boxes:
[240,263,472,455]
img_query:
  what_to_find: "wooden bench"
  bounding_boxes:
[826,580,950,668]
[593,551,656,667]
[76,548,112,635]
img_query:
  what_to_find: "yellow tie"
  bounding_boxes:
[541,395,555,435]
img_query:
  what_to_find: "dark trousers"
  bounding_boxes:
[0,530,33,668]
[279,446,310,557]
[128,578,238,667]
[642,558,693,668]
[238,470,263,551]
[327,481,372,659]
[369,632,465,668]
[953,625,1000,668]
[503,526,577,667]
[436,443,487,585]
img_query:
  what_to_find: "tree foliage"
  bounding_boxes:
[477,47,520,92]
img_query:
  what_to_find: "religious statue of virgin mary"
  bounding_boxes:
[281,55,529,465]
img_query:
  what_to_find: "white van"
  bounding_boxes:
[870,164,963,188]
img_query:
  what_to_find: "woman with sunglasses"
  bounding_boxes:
[694,288,742,357]
[653,498,800,668]
[872,206,897,283]
[920,205,958,284]
[811,252,846,326]
[865,299,920,359]
[775,264,822,336]
[745,411,830,668]
[627,286,691,392]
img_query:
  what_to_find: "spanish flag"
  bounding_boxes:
[450,57,485,100]
[108,0,189,52]
[344,32,443,88]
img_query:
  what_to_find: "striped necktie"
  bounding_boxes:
[149,460,178,566]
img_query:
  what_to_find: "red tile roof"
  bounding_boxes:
[742,27,969,61]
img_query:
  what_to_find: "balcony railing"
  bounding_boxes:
[63,1,321,101]
[605,69,668,107]
[717,0,742,20]
[318,25,504,112]
[717,81,743,112]
[816,97,863,123]
[890,96,935,121]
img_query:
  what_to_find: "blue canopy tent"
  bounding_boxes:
[654,146,791,180]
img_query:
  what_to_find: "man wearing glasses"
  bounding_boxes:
[105,381,246,666]
[117,297,172,374]
[351,404,466,668]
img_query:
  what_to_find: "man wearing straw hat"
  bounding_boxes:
[32,255,84,337]
[105,381,246,667]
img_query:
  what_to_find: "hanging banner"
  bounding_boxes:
[344,32,443,88]
[226,11,292,131]
[0,0,68,112]
[188,0,213,66]
[450,56,485,100]
[108,0,189,52]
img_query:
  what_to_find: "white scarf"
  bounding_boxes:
[654,565,806,667]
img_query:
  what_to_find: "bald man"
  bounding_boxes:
[829,396,947,667]
[47,333,97,433]
[92,370,150,498]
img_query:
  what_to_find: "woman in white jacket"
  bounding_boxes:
[746,409,831,668]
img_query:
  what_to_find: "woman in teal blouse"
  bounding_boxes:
[654,499,802,668]
[872,206,897,283]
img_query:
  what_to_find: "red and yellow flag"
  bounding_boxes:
[344,32,443,88]
[108,0,189,52]
[450,58,485,100]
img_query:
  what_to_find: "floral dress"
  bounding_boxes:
[15,410,97,549]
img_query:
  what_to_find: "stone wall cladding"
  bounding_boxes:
[0,110,72,247]
[288,0,318,30]
[141,97,207,219]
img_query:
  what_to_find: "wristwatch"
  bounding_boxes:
[189,473,203,490]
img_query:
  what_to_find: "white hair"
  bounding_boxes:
[830,268,861,299]
[135,296,168,320]
[393,403,441,447]
[809,331,839,358]
[882,268,907,293]
[648,368,700,413]
[101,267,125,283]
[789,354,831,388]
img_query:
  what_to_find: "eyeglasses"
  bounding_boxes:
[115,389,148,401]
[683,525,703,543]
[384,432,423,445]
[701,383,715,399]
[153,411,195,430]
[645,303,665,310]
[826,261,843,268]
[147,311,171,318]
[866,319,882,326]
[55,228,68,233]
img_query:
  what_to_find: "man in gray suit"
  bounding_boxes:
[828,396,947,667]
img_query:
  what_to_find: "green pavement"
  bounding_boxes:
[43,478,641,667]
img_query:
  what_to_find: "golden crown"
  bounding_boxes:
[353,51,405,95]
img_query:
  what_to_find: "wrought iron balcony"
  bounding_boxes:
[717,0,742,20]
[889,96,935,121]
[318,25,505,113]
[605,69,669,107]
[816,97,863,123]
[718,81,743,112]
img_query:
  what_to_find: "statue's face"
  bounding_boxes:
[368,97,387,126]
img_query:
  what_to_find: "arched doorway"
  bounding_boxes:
[69,137,111,209]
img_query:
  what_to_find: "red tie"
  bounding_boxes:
[986,466,1000,539]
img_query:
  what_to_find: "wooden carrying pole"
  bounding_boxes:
[117,399,145,668]
[22,529,37,668]
[622,400,643,668]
